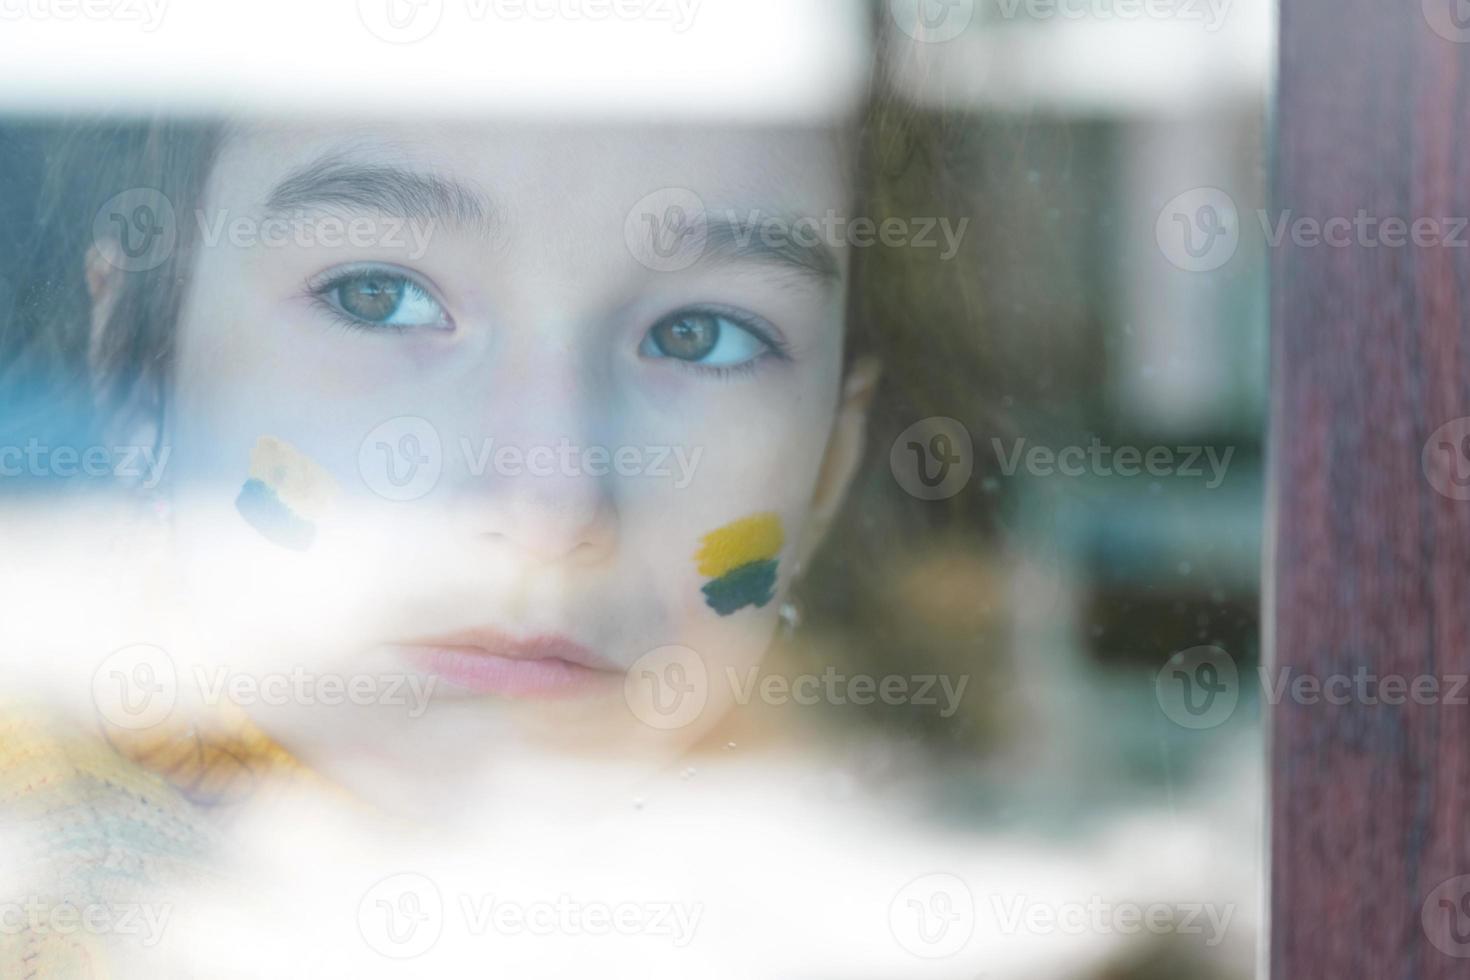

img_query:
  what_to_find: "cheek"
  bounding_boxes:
[693,511,785,616]
[166,319,397,671]
[637,389,834,655]
[659,373,837,547]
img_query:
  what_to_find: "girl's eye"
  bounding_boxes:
[639,310,781,369]
[312,269,451,330]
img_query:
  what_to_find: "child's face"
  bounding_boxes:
[158,121,873,810]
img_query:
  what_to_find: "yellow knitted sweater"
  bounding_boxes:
[0,701,310,978]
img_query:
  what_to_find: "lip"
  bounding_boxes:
[385,628,620,699]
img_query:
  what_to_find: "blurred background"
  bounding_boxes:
[783,5,1272,976]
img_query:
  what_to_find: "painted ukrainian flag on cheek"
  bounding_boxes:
[696,513,784,616]
[234,436,338,551]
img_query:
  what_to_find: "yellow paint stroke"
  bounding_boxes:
[695,512,784,579]
[247,436,339,519]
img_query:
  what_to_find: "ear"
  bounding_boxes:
[798,355,882,572]
[84,242,161,456]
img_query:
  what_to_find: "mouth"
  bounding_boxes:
[383,628,621,699]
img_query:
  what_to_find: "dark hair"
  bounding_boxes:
[1,119,221,454]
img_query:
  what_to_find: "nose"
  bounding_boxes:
[445,355,620,568]
[475,459,618,566]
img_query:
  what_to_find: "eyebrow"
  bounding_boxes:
[260,154,840,284]
[632,210,839,286]
[260,154,495,236]
[698,213,842,285]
